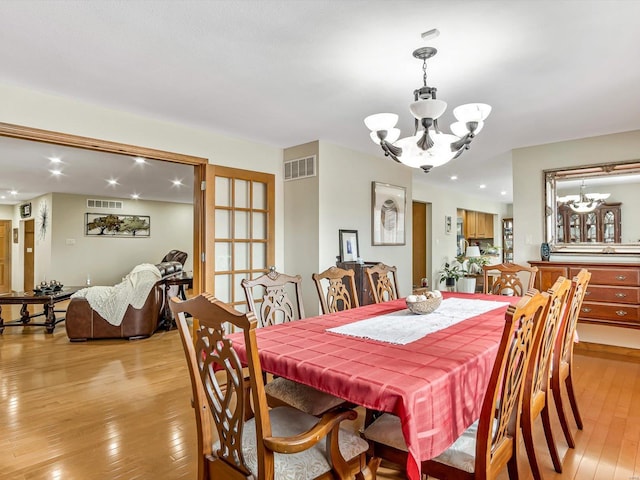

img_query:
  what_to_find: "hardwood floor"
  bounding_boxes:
[2,302,640,479]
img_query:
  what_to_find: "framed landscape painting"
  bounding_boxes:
[85,213,151,237]
[371,182,406,245]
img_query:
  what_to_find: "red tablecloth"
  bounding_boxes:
[230,292,518,480]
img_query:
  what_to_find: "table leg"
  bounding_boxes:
[20,303,31,323]
[44,302,56,333]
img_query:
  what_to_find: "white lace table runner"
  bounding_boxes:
[327,298,510,345]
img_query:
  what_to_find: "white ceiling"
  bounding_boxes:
[1,0,640,205]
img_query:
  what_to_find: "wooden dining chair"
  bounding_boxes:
[241,267,346,417]
[365,263,400,303]
[169,293,377,480]
[241,266,305,327]
[483,262,538,296]
[521,276,572,479]
[312,266,360,314]
[363,289,550,480]
[551,268,591,449]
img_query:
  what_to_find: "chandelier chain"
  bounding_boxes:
[422,58,428,88]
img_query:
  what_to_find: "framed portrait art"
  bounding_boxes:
[371,181,406,245]
[339,229,359,262]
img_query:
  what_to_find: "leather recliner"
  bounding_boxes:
[65,261,182,341]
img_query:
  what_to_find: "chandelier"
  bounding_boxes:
[557,180,610,213]
[364,31,491,173]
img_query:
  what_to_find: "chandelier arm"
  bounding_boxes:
[380,141,402,163]
[450,134,473,152]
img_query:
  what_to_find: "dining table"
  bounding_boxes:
[229,291,520,480]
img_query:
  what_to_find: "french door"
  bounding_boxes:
[204,165,275,311]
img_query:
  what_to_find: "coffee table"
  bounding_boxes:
[0,286,83,334]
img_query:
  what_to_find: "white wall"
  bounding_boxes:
[0,82,285,286]
[51,193,192,286]
[513,129,640,348]
[284,142,320,315]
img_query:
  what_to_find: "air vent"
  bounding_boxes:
[87,199,123,209]
[284,155,316,181]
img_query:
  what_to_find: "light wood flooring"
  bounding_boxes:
[2,302,640,479]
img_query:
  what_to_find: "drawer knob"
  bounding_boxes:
[615,292,627,298]
[616,275,627,280]
[584,291,591,296]
[616,310,628,316]
[582,307,592,313]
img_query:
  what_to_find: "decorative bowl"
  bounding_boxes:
[406,295,442,315]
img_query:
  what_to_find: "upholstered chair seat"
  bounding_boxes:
[213,406,369,480]
[263,377,348,417]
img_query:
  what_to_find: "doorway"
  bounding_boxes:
[0,220,11,293]
[412,201,429,288]
[23,219,35,291]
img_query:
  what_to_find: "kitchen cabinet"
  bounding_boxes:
[464,210,494,239]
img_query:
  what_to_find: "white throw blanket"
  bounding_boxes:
[327,298,510,345]
[71,263,162,326]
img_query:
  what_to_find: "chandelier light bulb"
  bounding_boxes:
[409,99,447,121]
[364,113,398,132]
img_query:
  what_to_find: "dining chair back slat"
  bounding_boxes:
[483,262,538,296]
[365,263,400,303]
[241,267,305,327]
[312,266,360,314]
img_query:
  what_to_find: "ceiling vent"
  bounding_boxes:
[87,199,123,209]
[284,155,316,181]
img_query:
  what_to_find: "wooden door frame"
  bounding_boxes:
[0,219,11,293]
[0,122,209,294]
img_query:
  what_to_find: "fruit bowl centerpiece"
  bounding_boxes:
[405,290,443,315]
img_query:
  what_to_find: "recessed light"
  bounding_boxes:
[500,191,507,196]
[479,184,486,189]
[0,195,5,199]
[107,179,118,186]
[48,156,61,163]
[131,193,140,200]
[50,169,62,176]
[134,157,146,164]
[171,179,183,187]
[450,175,458,180]
[10,190,18,195]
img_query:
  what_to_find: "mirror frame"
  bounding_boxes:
[544,160,640,255]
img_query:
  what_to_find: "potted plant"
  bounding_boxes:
[456,254,491,293]
[438,262,462,291]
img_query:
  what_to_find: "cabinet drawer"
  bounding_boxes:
[584,285,640,304]
[580,301,640,322]
[569,267,640,286]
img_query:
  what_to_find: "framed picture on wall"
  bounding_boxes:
[371,181,406,245]
[445,215,452,234]
[85,213,151,237]
[20,202,31,218]
[339,229,359,262]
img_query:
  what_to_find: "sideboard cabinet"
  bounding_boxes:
[336,261,379,306]
[529,260,640,329]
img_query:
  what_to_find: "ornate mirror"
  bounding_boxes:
[544,160,640,254]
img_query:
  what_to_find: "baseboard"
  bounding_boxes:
[575,341,640,360]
